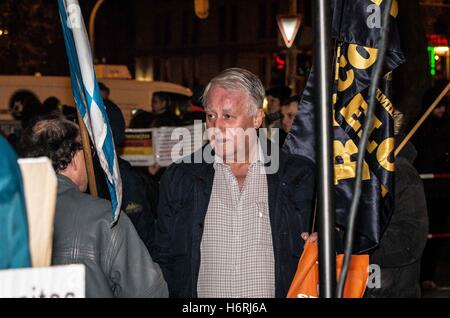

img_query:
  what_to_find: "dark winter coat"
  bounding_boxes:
[151,143,316,298]
[366,140,429,298]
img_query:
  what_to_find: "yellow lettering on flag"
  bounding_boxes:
[348,44,378,70]
[334,139,371,184]
[376,137,395,172]
[375,89,394,118]
[370,0,399,17]
[338,55,355,92]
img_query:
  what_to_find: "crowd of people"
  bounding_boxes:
[1,68,449,298]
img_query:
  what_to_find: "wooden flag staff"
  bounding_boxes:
[395,82,450,157]
[76,109,98,197]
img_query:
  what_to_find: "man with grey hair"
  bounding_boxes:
[152,68,315,298]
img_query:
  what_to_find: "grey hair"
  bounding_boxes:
[202,68,265,116]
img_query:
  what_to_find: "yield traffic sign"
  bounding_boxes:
[277,15,302,48]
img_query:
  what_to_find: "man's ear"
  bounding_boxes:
[59,154,76,178]
[70,151,80,172]
[254,108,264,128]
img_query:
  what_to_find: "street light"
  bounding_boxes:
[194,0,209,19]
[89,0,106,60]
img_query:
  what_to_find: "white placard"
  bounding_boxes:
[119,128,156,166]
[0,265,85,298]
[18,157,57,267]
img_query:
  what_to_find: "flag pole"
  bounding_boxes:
[313,0,336,298]
[76,109,98,197]
[395,82,450,157]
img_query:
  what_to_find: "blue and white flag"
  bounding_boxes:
[58,0,122,224]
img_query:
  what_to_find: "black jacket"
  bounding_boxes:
[119,158,159,251]
[414,115,450,173]
[366,140,429,298]
[151,144,315,298]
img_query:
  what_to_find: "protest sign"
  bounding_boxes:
[18,157,57,267]
[119,128,156,166]
[0,265,85,298]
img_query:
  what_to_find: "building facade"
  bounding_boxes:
[134,0,313,90]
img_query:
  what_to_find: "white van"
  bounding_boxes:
[0,75,192,126]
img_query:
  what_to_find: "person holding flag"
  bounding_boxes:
[365,111,428,298]
[284,0,405,255]
[283,0,407,297]
[19,112,168,298]
[46,0,169,297]
[58,0,121,223]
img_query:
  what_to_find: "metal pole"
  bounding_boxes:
[313,0,336,298]
[287,48,298,92]
[89,0,106,60]
[287,0,298,91]
[76,109,98,197]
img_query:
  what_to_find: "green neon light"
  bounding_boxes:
[428,46,436,76]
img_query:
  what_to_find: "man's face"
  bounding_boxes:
[74,149,88,192]
[432,104,447,119]
[267,95,281,114]
[101,89,109,101]
[152,95,167,114]
[281,101,298,133]
[205,85,263,162]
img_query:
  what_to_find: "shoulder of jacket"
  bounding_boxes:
[59,187,116,221]
[281,152,315,172]
[163,160,211,181]
[395,158,423,190]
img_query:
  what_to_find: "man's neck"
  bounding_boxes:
[229,163,250,191]
[228,142,261,190]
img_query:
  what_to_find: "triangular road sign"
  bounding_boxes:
[277,15,302,48]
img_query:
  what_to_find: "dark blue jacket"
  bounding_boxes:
[152,144,315,298]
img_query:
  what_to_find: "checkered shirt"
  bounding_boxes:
[197,147,275,298]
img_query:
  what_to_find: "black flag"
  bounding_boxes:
[283,0,405,252]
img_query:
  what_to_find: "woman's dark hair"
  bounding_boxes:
[8,90,42,123]
[19,118,83,173]
[153,92,174,113]
[281,95,300,106]
[43,96,62,114]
